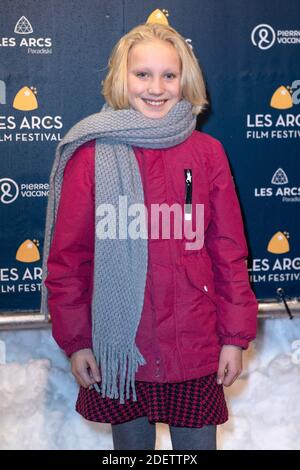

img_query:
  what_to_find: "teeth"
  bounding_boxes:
[144,100,165,106]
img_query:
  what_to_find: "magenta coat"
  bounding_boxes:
[45,130,258,382]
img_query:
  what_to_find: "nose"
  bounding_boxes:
[148,76,164,95]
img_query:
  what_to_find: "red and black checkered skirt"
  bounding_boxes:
[75,372,228,428]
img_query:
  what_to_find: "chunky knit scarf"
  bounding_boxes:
[40,99,196,404]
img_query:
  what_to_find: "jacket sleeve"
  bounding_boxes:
[205,139,258,350]
[44,140,95,357]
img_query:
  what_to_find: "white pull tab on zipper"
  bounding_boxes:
[184,169,192,221]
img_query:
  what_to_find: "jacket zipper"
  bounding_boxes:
[184,169,192,220]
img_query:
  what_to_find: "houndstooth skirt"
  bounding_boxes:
[75,372,228,428]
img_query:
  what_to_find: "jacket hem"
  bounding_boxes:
[135,361,220,383]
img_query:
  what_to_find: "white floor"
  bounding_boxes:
[0,317,300,450]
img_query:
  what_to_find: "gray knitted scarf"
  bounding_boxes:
[40,99,196,404]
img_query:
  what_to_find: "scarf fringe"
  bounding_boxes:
[95,342,146,404]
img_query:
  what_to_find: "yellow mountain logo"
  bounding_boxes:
[146,9,169,25]
[13,86,38,111]
[16,239,40,262]
[270,85,293,109]
[267,231,290,254]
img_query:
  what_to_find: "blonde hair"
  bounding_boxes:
[101,23,208,115]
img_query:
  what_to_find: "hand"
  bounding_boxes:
[217,345,243,387]
[70,348,101,388]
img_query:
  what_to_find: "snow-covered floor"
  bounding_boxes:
[0,317,300,450]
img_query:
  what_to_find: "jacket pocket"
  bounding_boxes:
[184,261,218,306]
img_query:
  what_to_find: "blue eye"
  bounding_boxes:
[136,72,148,78]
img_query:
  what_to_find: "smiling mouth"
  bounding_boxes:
[142,99,168,107]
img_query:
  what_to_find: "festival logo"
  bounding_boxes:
[267,231,290,254]
[249,231,300,284]
[0,238,42,295]
[146,8,193,49]
[146,9,169,25]
[246,80,300,140]
[270,82,300,110]
[16,239,40,262]
[0,81,62,142]
[13,86,38,111]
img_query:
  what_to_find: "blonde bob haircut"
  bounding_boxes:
[102,23,208,116]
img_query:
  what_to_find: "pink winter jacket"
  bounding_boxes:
[45,130,258,382]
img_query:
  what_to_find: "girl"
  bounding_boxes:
[41,22,258,450]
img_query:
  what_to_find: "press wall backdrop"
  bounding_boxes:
[0,0,300,313]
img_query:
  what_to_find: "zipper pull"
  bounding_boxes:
[186,169,192,183]
[184,169,192,220]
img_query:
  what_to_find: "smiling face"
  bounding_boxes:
[127,39,182,119]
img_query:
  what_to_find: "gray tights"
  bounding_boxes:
[111,416,217,450]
